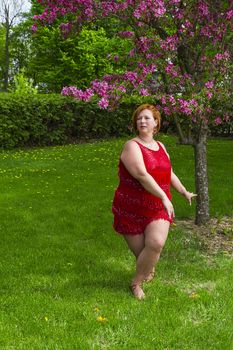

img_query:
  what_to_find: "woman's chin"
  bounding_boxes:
[138,129,151,135]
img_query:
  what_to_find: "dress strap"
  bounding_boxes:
[132,139,160,152]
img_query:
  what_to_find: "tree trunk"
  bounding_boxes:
[3,5,10,92]
[4,25,10,92]
[193,135,210,225]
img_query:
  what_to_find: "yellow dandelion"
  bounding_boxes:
[44,316,48,322]
[97,316,107,322]
[189,292,200,299]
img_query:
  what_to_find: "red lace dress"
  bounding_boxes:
[112,140,173,235]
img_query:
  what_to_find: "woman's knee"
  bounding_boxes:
[144,220,170,253]
[146,238,165,253]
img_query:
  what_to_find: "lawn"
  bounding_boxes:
[0,135,232,349]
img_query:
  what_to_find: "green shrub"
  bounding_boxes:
[0,93,135,148]
[0,93,230,149]
[10,69,38,95]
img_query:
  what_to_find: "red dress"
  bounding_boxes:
[112,140,173,235]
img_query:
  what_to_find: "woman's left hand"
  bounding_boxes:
[183,191,197,205]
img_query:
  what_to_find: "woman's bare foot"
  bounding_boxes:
[143,267,156,283]
[130,284,145,300]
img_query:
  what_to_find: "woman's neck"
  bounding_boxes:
[138,134,154,144]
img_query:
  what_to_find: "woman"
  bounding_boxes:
[112,104,196,300]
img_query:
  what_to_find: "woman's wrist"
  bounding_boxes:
[180,188,187,196]
[160,192,168,201]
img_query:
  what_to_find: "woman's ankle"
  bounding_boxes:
[130,283,145,300]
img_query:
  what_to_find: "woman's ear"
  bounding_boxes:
[153,120,158,134]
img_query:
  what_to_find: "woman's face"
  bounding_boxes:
[136,109,157,134]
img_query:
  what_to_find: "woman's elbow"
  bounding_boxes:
[135,172,149,183]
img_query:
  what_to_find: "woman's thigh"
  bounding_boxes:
[144,219,170,250]
[123,233,145,258]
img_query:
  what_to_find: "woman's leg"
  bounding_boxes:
[124,233,155,282]
[123,233,145,258]
[131,219,170,299]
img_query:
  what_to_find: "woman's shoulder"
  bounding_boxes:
[157,141,170,157]
[157,140,165,149]
[123,138,140,150]
[120,139,141,159]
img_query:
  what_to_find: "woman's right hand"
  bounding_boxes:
[161,195,175,220]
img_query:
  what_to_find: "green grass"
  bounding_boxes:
[0,136,232,349]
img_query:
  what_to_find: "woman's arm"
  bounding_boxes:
[171,170,197,205]
[158,142,197,206]
[121,141,174,219]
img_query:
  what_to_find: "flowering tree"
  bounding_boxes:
[33,0,232,224]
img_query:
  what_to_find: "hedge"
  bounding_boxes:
[0,93,231,149]
[0,93,135,148]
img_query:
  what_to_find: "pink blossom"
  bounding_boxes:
[31,24,38,31]
[118,85,126,93]
[124,71,138,83]
[200,26,212,38]
[137,37,151,53]
[82,88,94,101]
[118,31,134,38]
[153,6,166,17]
[128,49,135,57]
[163,107,172,115]
[134,1,166,19]
[140,88,149,96]
[214,117,222,125]
[61,86,93,101]
[169,95,176,105]
[92,81,109,97]
[61,87,70,96]
[160,34,179,51]
[165,62,174,73]
[224,115,230,122]
[169,0,180,5]
[178,99,192,115]
[198,1,209,17]
[60,22,73,32]
[223,51,230,59]
[215,53,223,60]
[133,9,141,19]
[189,99,199,108]
[165,62,178,77]
[161,96,167,105]
[226,10,233,20]
[206,91,213,99]
[98,98,109,109]
[183,20,192,29]
[205,81,214,89]
[173,8,184,19]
